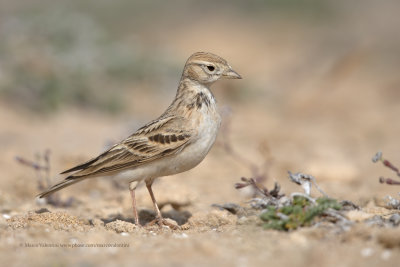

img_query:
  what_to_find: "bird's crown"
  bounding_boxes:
[182,52,241,84]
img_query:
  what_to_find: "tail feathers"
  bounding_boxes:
[60,156,100,174]
[37,176,84,198]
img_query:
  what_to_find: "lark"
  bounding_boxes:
[38,52,241,228]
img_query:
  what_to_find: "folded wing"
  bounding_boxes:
[38,115,193,198]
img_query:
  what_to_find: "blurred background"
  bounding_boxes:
[2,1,400,266]
[1,0,400,210]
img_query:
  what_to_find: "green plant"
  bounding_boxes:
[260,196,342,231]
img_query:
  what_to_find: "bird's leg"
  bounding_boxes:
[145,179,179,229]
[129,181,140,226]
[145,180,162,220]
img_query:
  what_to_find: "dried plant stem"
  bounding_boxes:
[373,151,400,186]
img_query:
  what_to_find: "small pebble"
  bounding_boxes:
[389,214,400,226]
[381,250,391,260]
[361,247,374,257]
[173,233,188,239]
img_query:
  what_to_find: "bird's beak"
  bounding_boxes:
[223,67,242,79]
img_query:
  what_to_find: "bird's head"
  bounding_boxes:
[182,52,242,85]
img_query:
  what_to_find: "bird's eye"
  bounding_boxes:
[206,65,215,72]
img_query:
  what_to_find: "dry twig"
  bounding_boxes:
[373,151,400,185]
[15,150,74,207]
[288,171,329,197]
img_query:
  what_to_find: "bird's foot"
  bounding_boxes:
[146,217,180,230]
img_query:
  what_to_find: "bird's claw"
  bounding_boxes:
[146,217,180,230]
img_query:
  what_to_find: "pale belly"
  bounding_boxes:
[113,108,221,184]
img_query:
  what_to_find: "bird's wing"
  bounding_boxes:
[61,115,194,178]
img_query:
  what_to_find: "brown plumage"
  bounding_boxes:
[38,52,241,228]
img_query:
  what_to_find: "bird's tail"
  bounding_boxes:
[37,176,84,198]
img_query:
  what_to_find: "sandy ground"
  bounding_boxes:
[1,1,400,266]
[1,86,400,266]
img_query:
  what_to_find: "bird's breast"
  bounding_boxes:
[175,99,221,170]
[112,96,221,185]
